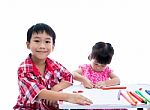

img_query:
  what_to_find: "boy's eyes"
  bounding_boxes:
[45,41,51,43]
[34,40,40,42]
[33,40,51,43]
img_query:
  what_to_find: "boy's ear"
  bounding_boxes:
[52,45,55,52]
[26,41,30,49]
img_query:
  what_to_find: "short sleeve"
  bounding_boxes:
[56,64,73,84]
[46,58,73,84]
[105,66,113,76]
[78,64,89,76]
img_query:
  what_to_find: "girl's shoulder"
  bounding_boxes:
[79,64,91,69]
[79,63,90,67]
[103,66,113,73]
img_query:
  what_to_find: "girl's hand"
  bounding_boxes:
[82,78,94,89]
[66,93,93,105]
[94,81,106,88]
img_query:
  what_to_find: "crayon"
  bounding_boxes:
[135,90,150,103]
[101,86,127,90]
[120,91,136,106]
[127,91,138,105]
[145,90,150,96]
[117,90,121,100]
[129,91,145,103]
[78,90,84,93]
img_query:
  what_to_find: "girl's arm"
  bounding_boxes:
[38,89,93,105]
[106,72,121,86]
[72,69,85,82]
[72,69,94,89]
[95,72,120,87]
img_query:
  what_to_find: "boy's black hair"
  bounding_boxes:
[89,42,114,64]
[27,23,56,45]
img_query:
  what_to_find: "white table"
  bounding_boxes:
[59,84,150,109]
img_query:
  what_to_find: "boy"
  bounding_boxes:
[13,23,92,110]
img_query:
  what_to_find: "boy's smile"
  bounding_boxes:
[26,31,54,61]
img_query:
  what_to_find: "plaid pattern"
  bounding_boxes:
[13,54,73,110]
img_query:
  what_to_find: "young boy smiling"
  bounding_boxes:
[13,23,92,110]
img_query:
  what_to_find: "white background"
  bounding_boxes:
[0,0,150,109]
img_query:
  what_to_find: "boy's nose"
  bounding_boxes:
[39,42,46,48]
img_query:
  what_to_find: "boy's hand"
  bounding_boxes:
[43,99,59,110]
[67,93,93,105]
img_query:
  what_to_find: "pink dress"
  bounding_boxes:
[79,64,112,84]
[78,64,127,110]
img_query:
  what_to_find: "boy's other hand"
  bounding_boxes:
[67,93,93,105]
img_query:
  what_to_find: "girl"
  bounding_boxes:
[73,41,120,89]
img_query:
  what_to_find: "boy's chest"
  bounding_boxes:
[37,70,60,89]
[36,65,46,77]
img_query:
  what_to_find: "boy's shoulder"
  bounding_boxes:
[19,55,32,67]
[46,57,60,65]
[46,57,65,69]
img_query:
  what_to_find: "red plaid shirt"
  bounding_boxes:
[13,54,73,110]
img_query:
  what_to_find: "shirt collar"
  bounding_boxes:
[28,54,54,76]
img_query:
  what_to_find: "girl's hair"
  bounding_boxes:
[27,23,56,45]
[89,42,114,64]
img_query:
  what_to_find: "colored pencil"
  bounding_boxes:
[101,86,127,90]
[127,91,138,105]
[120,92,136,106]
[129,91,145,103]
[135,90,150,103]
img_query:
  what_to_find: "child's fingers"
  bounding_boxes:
[85,85,93,89]
[79,98,93,105]
[83,98,93,105]
[81,95,93,105]
[74,94,93,105]
[84,83,94,89]
[94,84,104,88]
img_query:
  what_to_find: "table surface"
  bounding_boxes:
[59,84,150,109]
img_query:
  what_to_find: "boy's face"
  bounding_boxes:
[26,31,54,60]
[90,59,107,72]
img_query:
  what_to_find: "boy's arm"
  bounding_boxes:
[38,89,68,101]
[51,80,72,91]
[38,89,93,105]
